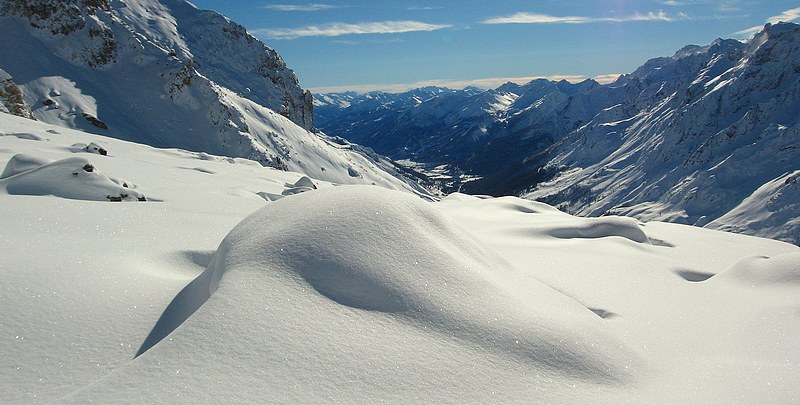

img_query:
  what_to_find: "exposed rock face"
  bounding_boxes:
[0,69,34,119]
[159,0,314,130]
[0,0,116,68]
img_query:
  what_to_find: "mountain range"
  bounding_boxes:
[1,1,798,244]
[315,23,800,244]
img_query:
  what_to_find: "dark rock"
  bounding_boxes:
[81,112,108,129]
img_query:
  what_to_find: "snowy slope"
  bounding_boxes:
[1,114,799,403]
[526,23,800,245]
[0,0,426,191]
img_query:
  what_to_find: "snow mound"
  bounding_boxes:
[70,142,108,155]
[1,132,46,141]
[0,153,51,179]
[717,252,800,285]
[545,216,650,243]
[281,175,317,195]
[186,186,639,385]
[0,155,145,201]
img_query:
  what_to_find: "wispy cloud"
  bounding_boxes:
[308,74,622,94]
[481,10,681,25]
[406,6,444,11]
[254,21,452,40]
[593,74,623,84]
[734,7,800,36]
[660,0,741,11]
[261,3,340,12]
[766,7,800,24]
[334,37,406,45]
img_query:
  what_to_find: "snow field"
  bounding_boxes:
[1,114,799,403]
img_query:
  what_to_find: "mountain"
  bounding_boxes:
[314,86,464,125]
[316,23,800,244]
[0,0,427,193]
[524,23,800,244]
[314,79,620,190]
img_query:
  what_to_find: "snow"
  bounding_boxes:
[0,155,146,202]
[1,113,799,403]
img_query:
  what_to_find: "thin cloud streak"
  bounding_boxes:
[255,21,452,40]
[482,10,679,25]
[262,4,339,12]
[406,6,444,11]
[734,7,800,36]
[309,74,622,94]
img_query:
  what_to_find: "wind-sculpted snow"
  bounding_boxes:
[0,154,145,201]
[134,187,638,386]
[716,252,800,285]
[542,216,650,244]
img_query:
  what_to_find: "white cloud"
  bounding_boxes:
[406,6,444,11]
[733,26,763,37]
[481,10,677,25]
[593,73,623,84]
[308,74,622,94]
[482,13,593,24]
[766,7,800,24]
[660,0,741,11]
[254,21,452,40]
[262,4,339,12]
[734,7,800,37]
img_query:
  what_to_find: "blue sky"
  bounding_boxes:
[187,1,800,93]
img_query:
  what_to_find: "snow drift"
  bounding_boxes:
[1,154,146,201]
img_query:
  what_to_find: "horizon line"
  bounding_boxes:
[307,74,622,94]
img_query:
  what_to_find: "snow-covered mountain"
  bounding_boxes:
[316,23,800,244]
[0,0,427,192]
[526,23,800,244]
[316,78,638,192]
[314,86,464,126]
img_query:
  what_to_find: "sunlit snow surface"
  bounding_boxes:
[1,114,799,403]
